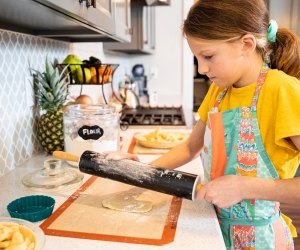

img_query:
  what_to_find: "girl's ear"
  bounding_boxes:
[240,34,257,55]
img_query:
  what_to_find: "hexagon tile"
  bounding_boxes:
[0,28,70,176]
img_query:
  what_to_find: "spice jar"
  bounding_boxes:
[64,104,119,166]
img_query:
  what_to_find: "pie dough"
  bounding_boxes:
[102,191,153,213]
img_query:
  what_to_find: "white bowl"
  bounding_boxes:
[135,131,189,149]
[0,217,45,250]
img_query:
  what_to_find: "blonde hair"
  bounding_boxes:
[183,0,300,79]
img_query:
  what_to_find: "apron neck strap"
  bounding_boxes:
[251,63,269,111]
[213,63,270,109]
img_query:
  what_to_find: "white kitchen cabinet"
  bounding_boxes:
[114,0,132,42]
[0,0,131,42]
[103,3,156,54]
[142,5,156,53]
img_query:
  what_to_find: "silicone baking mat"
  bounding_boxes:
[40,176,182,245]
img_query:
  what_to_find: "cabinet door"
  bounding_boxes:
[85,0,115,35]
[35,0,115,37]
[114,0,132,42]
[142,6,155,53]
[103,3,156,54]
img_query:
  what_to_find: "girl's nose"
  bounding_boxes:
[198,62,209,75]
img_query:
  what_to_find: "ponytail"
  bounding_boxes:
[269,28,300,79]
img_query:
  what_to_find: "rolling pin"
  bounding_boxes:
[53,150,202,200]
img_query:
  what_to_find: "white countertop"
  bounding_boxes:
[0,128,226,250]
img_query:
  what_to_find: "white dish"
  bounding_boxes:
[135,130,189,149]
[0,217,45,250]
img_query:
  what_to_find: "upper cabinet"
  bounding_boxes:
[114,0,132,42]
[0,0,131,42]
[103,3,156,54]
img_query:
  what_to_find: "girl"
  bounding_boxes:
[106,0,300,248]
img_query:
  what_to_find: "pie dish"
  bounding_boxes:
[0,217,45,250]
[135,129,189,149]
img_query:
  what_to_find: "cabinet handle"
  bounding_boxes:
[79,0,96,8]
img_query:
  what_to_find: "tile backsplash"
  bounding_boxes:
[0,29,70,176]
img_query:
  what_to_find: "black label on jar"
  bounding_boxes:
[78,125,104,140]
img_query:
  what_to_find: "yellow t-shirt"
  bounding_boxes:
[198,69,300,178]
[198,69,300,236]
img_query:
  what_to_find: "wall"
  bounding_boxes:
[269,0,300,36]
[0,29,69,176]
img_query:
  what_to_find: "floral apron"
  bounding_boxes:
[202,64,294,249]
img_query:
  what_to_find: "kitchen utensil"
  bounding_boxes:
[22,158,84,190]
[53,151,202,200]
[7,195,55,222]
[135,131,189,149]
[132,64,148,101]
[0,217,45,250]
[119,74,140,108]
[132,64,145,77]
[64,104,120,166]
[119,82,140,109]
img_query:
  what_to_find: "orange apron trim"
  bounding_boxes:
[210,112,227,180]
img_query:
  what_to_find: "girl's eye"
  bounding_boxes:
[204,55,213,60]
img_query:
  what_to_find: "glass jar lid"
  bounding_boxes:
[22,159,84,191]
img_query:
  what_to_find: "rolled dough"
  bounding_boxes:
[102,192,153,213]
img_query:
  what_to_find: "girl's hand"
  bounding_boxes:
[103,151,140,161]
[196,175,248,208]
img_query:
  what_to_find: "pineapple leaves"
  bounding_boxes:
[45,57,55,83]
[32,57,69,111]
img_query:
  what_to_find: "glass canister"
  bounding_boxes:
[63,104,119,166]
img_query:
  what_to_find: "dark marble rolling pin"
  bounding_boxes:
[53,150,202,200]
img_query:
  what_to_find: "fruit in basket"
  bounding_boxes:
[97,66,107,83]
[32,57,68,154]
[77,67,92,84]
[89,56,102,65]
[90,67,97,84]
[62,54,82,80]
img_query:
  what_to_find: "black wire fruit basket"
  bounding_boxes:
[57,63,119,85]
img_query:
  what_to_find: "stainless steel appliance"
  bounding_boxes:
[119,74,140,109]
[132,64,148,100]
[120,106,185,128]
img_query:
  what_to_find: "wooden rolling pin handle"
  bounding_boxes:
[52,151,80,162]
[196,183,203,192]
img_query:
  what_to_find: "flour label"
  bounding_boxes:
[78,125,104,140]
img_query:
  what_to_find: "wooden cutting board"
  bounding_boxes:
[40,176,182,245]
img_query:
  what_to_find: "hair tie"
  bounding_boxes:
[267,19,278,42]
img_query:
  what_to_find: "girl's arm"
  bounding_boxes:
[150,119,206,169]
[197,175,300,208]
[246,176,300,206]
[291,135,300,150]
[197,135,300,208]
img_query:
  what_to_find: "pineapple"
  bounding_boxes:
[33,58,69,154]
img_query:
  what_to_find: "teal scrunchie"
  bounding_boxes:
[267,19,278,42]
